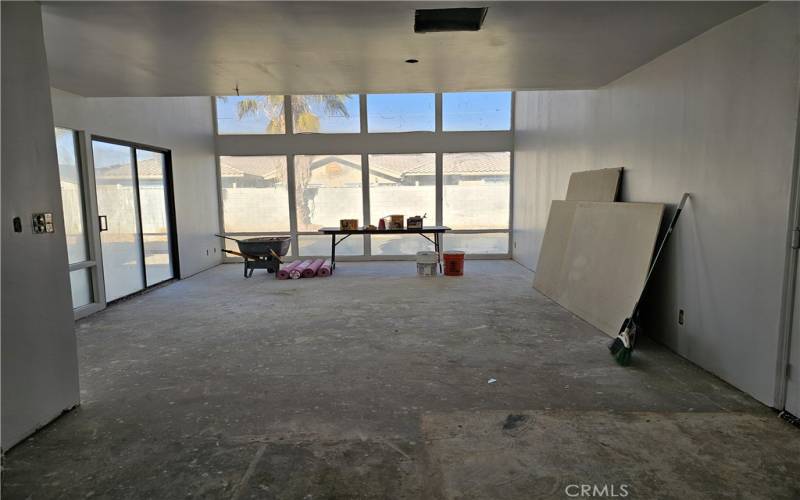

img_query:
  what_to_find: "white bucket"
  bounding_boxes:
[416,251,438,276]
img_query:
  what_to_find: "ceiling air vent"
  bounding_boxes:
[414,7,488,33]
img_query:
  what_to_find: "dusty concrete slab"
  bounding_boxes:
[422,410,800,499]
[1,261,793,499]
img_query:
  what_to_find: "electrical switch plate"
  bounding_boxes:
[32,213,54,234]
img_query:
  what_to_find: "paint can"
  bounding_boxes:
[416,251,438,277]
[443,251,465,276]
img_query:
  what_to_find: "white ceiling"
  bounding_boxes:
[41,1,759,97]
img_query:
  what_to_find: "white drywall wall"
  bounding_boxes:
[51,90,221,278]
[513,2,800,406]
[1,2,81,450]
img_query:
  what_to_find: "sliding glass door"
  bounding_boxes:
[93,141,143,300]
[92,138,175,302]
[136,149,173,285]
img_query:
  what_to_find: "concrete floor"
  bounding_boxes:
[2,261,798,499]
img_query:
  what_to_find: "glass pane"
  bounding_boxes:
[294,155,363,231]
[298,234,363,257]
[371,234,435,256]
[442,92,512,131]
[369,153,436,252]
[69,268,93,309]
[136,150,173,286]
[444,233,509,254]
[292,95,360,134]
[55,128,88,264]
[216,95,285,134]
[93,140,144,301]
[443,152,511,230]
[220,156,291,233]
[367,93,435,132]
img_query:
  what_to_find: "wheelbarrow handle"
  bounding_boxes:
[222,248,259,260]
[269,249,283,264]
[214,234,240,243]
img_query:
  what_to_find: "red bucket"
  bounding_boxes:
[443,251,465,276]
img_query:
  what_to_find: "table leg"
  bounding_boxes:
[331,234,336,269]
[435,233,442,273]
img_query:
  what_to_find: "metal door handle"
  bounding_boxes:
[99,215,108,232]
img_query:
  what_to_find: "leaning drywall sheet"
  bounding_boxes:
[533,201,578,298]
[565,168,622,202]
[556,202,664,337]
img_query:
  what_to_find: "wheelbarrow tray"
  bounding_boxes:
[235,236,291,257]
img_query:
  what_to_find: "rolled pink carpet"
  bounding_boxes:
[303,258,325,278]
[317,259,332,277]
[290,260,312,279]
[277,260,301,280]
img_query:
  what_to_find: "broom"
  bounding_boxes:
[609,193,690,366]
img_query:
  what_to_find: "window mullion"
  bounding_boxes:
[360,96,371,256]
[286,154,299,258]
[435,93,443,133]
[284,95,293,135]
[284,96,299,257]
[362,152,371,256]
[435,152,443,227]
[359,94,368,134]
[435,94,444,230]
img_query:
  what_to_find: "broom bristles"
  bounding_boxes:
[614,346,632,366]
[609,322,634,366]
[608,336,625,356]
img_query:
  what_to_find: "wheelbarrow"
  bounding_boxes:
[216,235,291,278]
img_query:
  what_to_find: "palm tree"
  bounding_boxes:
[235,94,353,229]
[236,94,351,134]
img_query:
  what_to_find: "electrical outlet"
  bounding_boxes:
[678,309,685,326]
[32,212,54,234]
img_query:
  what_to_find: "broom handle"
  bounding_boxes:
[629,193,690,319]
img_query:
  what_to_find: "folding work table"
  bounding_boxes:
[318,226,451,271]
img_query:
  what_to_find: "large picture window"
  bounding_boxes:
[215,92,513,258]
[299,234,364,257]
[369,153,436,255]
[443,92,512,131]
[444,233,509,255]
[294,155,363,231]
[367,93,435,133]
[292,95,360,134]
[443,152,511,230]
[216,95,286,134]
[219,156,291,233]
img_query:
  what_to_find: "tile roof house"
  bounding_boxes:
[218,153,509,188]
